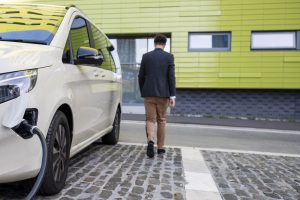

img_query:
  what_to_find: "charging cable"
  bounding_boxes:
[14,121,48,200]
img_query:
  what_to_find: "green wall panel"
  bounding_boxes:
[15,0,300,89]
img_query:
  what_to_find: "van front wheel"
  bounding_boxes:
[40,111,71,195]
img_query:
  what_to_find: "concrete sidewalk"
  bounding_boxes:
[123,114,300,131]
[181,147,221,200]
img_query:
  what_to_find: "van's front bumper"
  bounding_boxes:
[0,99,41,183]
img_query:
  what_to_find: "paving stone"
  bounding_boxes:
[75,182,90,188]
[137,175,147,180]
[117,190,126,196]
[103,181,119,190]
[235,189,249,197]
[120,180,131,188]
[161,191,173,199]
[99,190,112,199]
[135,179,144,186]
[174,192,184,200]
[65,188,83,197]
[85,186,99,193]
[149,178,160,185]
[127,193,142,200]
[83,176,95,182]
[132,186,144,194]
[93,181,105,187]
[161,184,172,191]
[146,185,156,193]
[109,177,122,183]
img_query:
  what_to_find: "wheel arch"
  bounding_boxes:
[57,104,73,142]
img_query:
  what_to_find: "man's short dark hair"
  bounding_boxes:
[154,34,167,45]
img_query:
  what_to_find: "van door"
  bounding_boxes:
[90,23,115,130]
[66,16,106,145]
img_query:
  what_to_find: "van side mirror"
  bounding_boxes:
[107,45,114,51]
[75,47,104,65]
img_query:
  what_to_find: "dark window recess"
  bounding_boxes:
[212,35,229,48]
[62,36,71,64]
[70,17,91,59]
[91,23,114,71]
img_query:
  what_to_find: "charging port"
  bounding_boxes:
[24,108,38,126]
[12,108,38,139]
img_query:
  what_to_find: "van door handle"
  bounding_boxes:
[99,71,106,78]
[93,71,99,77]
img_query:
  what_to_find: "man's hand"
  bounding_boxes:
[169,99,176,107]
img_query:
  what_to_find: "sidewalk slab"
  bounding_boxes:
[185,172,218,192]
[181,147,222,200]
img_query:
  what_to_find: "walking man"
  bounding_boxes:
[138,34,176,158]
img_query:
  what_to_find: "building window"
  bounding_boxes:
[109,37,171,104]
[251,31,300,50]
[188,32,231,52]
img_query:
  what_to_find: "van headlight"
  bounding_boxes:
[0,69,38,104]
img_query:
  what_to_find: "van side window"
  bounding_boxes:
[91,24,114,71]
[70,17,91,59]
[62,36,71,64]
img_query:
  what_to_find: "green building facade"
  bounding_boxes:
[12,0,300,120]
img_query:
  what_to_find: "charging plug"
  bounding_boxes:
[12,120,35,139]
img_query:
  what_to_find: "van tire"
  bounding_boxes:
[102,108,121,145]
[39,111,71,195]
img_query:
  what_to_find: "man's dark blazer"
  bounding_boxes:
[138,48,176,98]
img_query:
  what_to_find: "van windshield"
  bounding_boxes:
[0,4,66,45]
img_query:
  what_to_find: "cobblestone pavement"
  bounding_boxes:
[0,143,186,200]
[202,151,300,200]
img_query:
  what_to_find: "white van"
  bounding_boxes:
[0,4,122,194]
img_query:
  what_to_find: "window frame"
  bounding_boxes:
[89,22,117,72]
[69,16,93,61]
[251,31,299,51]
[62,35,74,64]
[188,32,231,52]
[108,36,172,67]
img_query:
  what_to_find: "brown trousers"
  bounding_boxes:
[144,97,169,149]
